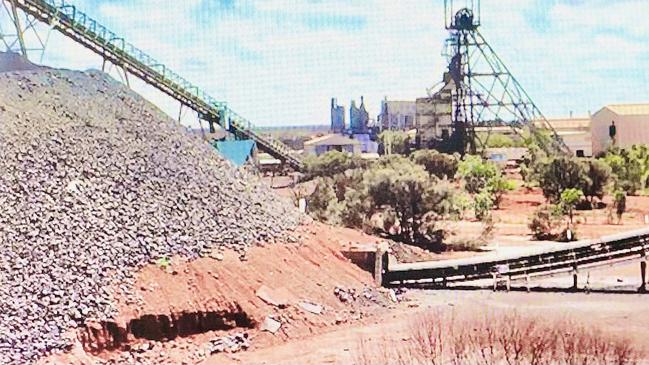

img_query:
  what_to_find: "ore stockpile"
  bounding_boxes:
[0,65,301,364]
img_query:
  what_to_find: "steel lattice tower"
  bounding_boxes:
[441,0,568,155]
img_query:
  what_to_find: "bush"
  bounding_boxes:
[302,150,364,180]
[473,190,494,221]
[307,177,344,224]
[614,190,626,223]
[560,188,584,225]
[583,158,613,204]
[457,155,498,194]
[378,130,411,155]
[537,156,589,203]
[487,175,516,209]
[410,149,459,180]
[529,205,563,240]
[602,145,649,195]
[308,157,458,248]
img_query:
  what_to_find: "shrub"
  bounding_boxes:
[355,309,642,365]
[529,205,563,240]
[378,130,411,155]
[560,188,584,225]
[474,190,494,221]
[302,150,364,180]
[487,175,516,209]
[602,145,649,195]
[457,155,498,194]
[614,190,626,223]
[307,177,344,224]
[583,158,613,204]
[411,149,459,180]
[537,156,589,203]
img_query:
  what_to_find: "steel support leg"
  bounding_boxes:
[8,0,27,57]
[639,261,647,293]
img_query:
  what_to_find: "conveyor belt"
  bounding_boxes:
[384,227,649,288]
[8,0,303,170]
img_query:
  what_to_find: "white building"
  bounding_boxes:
[378,100,416,130]
[303,134,362,156]
[591,103,649,155]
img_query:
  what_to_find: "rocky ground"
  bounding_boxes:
[0,58,301,364]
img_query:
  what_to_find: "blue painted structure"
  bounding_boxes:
[213,140,256,166]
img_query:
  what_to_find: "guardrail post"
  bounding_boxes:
[572,263,578,291]
[374,247,387,287]
[639,249,647,293]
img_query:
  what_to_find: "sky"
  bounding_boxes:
[9,0,649,127]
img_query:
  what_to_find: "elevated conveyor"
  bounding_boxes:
[384,227,649,291]
[7,0,303,170]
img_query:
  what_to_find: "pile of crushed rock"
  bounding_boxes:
[0,61,301,364]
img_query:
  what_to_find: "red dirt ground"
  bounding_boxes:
[43,187,649,364]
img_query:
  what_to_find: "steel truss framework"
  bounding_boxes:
[0,0,302,169]
[443,0,569,155]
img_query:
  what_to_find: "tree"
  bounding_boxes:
[308,177,344,224]
[456,155,498,194]
[560,188,584,225]
[487,175,516,209]
[603,145,649,195]
[410,149,459,180]
[378,130,411,155]
[302,150,364,180]
[473,190,494,221]
[582,158,613,204]
[537,156,589,203]
[529,205,563,240]
[613,190,626,224]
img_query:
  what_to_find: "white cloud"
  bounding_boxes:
[7,0,649,127]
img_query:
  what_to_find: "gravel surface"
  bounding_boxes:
[0,63,301,364]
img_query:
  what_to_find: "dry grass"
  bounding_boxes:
[354,309,643,365]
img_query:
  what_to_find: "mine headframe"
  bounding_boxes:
[437,0,569,156]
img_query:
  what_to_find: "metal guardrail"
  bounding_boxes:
[384,227,649,290]
[11,0,303,170]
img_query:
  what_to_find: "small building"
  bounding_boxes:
[378,99,416,130]
[416,74,455,147]
[350,97,369,134]
[352,133,379,153]
[330,98,345,133]
[303,134,362,156]
[591,103,649,155]
[540,117,592,157]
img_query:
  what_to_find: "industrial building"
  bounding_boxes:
[378,99,416,130]
[303,134,362,156]
[330,98,345,133]
[415,75,454,148]
[539,117,592,157]
[591,104,649,155]
[349,97,369,134]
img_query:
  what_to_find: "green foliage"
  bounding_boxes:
[480,133,525,148]
[528,205,564,241]
[582,158,613,203]
[559,188,584,224]
[302,150,365,180]
[156,257,171,270]
[614,190,627,222]
[308,177,345,225]
[410,149,459,180]
[378,130,411,155]
[487,175,516,209]
[473,190,494,221]
[536,156,588,203]
[307,157,458,249]
[602,145,649,195]
[457,155,498,194]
